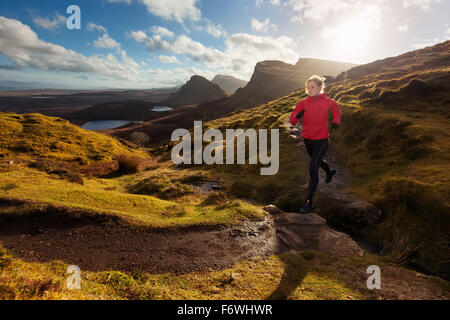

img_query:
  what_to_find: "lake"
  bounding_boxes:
[151,106,173,112]
[82,120,132,130]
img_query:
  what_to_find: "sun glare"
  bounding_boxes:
[323,5,380,62]
[335,18,370,56]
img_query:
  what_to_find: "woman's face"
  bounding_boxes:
[307,81,322,97]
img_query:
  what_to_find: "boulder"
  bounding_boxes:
[274,212,364,256]
[317,228,364,257]
[263,204,282,215]
[320,192,383,226]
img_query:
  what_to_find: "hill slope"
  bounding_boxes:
[323,40,450,278]
[0,111,147,165]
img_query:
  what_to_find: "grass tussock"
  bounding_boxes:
[116,153,147,175]
[29,158,84,184]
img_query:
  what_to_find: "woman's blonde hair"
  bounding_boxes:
[305,75,326,95]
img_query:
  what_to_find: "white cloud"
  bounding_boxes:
[0,16,144,82]
[288,0,355,22]
[87,22,107,33]
[139,0,201,23]
[251,18,278,33]
[144,67,213,86]
[107,0,132,4]
[129,30,171,51]
[287,0,442,23]
[397,24,408,32]
[159,55,180,64]
[205,19,227,38]
[131,29,299,80]
[31,13,66,31]
[151,26,175,38]
[270,0,281,5]
[255,0,264,8]
[411,37,446,49]
[224,33,298,77]
[92,34,121,50]
[321,5,382,38]
[402,0,441,10]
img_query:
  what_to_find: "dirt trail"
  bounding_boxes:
[282,117,383,227]
[0,198,278,274]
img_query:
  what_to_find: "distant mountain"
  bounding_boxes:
[163,75,229,107]
[106,58,357,143]
[0,80,71,91]
[211,74,248,94]
[199,58,357,120]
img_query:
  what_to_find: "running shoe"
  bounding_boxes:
[300,199,313,213]
[326,169,336,184]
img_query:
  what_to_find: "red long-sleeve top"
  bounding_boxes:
[289,93,341,140]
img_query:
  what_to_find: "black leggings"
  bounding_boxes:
[304,137,330,200]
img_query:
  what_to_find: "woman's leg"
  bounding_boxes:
[306,138,329,200]
[305,138,329,172]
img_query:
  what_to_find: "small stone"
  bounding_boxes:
[263,204,282,215]
[210,286,221,294]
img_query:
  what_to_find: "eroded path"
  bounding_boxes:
[0,198,278,274]
[282,117,383,227]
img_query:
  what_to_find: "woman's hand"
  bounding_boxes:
[296,110,305,119]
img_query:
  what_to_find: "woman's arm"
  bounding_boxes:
[329,100,341,126]
[290,101,305,126]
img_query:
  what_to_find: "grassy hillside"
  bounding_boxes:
[1,41,449,299]
[0,111,148,165]
[1,96,449,300]
[0,111,264,228]
[158,42,450,279]
[325,41,450,278]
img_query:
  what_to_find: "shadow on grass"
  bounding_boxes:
[267,251,308,300]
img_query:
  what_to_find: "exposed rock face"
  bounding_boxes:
[211,74,248,94]
[164,75,228,107]
[274,212,363,257]
[319,192,383,226]
[317,228,364,257]
[263,204,283,215]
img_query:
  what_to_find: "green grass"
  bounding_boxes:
[2,245,448,300]
[0,111,148,165]
[0,165,265,228]
[327,102,450,278]
[1,67,449,299]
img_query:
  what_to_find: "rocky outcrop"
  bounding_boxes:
[318,192,383,226]
[164,75,228,107]
[263,205,364,257]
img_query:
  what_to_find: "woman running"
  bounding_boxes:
[289,75,341,213]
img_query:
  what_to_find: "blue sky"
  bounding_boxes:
[0,0,449,89]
